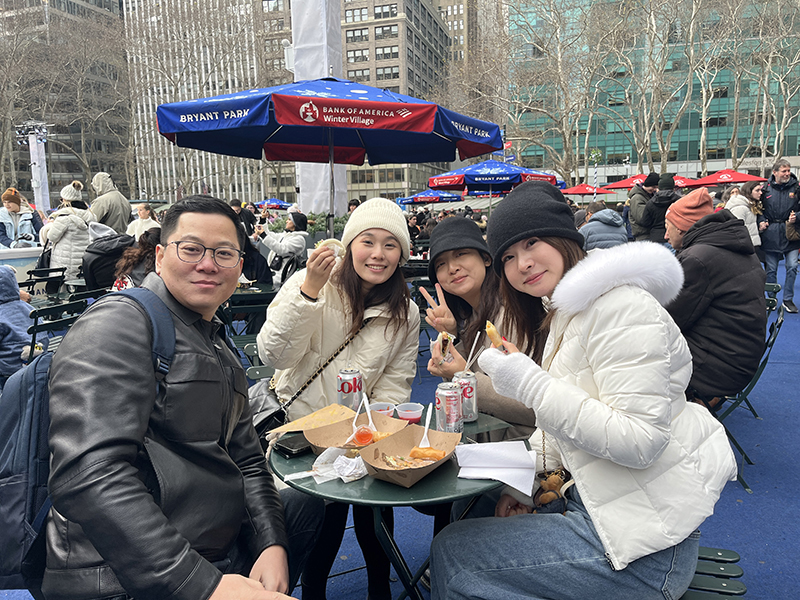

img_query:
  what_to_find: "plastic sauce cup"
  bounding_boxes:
[395,402,424,424]
[369,402,395,417]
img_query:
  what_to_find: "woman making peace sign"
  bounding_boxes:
[423,216,536,439]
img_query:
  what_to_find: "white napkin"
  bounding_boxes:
[455,441,538,495]
[282,447,368,484]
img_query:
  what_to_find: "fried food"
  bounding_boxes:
[372,431,393,442]
[485,320,503,348]
[315,238,346,257]
[381,453,436,469]
[409,446,446,461]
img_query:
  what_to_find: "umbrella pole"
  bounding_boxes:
[487,184,493,218]
[328,129,335,239]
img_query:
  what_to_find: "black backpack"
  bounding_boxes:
[0,288,175,592]
[82,233,136,289]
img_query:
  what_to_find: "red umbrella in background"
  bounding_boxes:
[685,169,767,188]
[602,174,650,190]
[562,183,615,196]
[672,175,697,187]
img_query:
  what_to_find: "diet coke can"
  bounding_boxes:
[453,371,477,422]
[337,368,363,411]
[435,382,463,433]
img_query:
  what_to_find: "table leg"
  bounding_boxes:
[372,506,425,600]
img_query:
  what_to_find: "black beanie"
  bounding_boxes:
[486,181,583,275]
[427,217,489,283]
[643,172,659,187]
[658,173,675,190]
[288,212,307,231]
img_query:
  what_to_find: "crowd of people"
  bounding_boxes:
[0,159,793,600]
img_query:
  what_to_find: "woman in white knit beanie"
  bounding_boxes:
[40,181,95,280]
[257,197,419,600]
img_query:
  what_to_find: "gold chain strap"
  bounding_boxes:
[268,318,372,410]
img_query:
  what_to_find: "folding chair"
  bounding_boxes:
[26,299,88,361]
[20,266,68,301]
[680,546,746,599]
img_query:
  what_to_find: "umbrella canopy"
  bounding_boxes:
[398,189,462,205]
[156,78,503,166]
[258,198,292,209]
[563,183,615,196]
[428,159,557,191]
[672,175,697,188]
[603,174,698,190]
[685,169,767,188]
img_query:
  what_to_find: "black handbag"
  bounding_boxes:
[36,243,52,269]
[255,319,372,442]
[269,254,285,271]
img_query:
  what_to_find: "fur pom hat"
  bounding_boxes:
[341,198,411,265]
[60,180,84,203]
[2,187,22,208]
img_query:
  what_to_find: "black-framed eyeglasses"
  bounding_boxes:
[168,241,243,268]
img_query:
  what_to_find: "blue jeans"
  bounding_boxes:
[431,488,699,600]
[765,249,798,301]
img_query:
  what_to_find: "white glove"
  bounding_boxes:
[478,348,553,411]
[18,232,35,241]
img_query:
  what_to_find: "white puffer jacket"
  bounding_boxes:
[44,207,96,279]
[504,243,737,570]
[724,195,760,247]
[257,262,420,420]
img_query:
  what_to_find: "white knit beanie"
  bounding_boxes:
[341,198,411,265]
[60,180,83,203]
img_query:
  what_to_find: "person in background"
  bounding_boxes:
[407,213,420,241]
[579,201,628,250]
[639,173,682,246]
[430,181,736,600]
[90,172,131,234]
[230,198,256,236]
[731,181,765,262]
[126,202,160,238]
[759,158,800,313]
[628,172,659,240]
[258,198,419,600]
[348,198,360,214]
[39,181,96,280]
[253,211,309,283]
[112,228,161,291]
[0,265,35,392]
[0,187,43,248]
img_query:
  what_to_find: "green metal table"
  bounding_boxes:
[270,440,502,600]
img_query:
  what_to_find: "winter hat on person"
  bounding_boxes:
[427,216,489,283]
[287,211,308,231]
[60,180,84,203]
[658,173,675,191]
[643,172,660,188]
[2,187,21,208]
[665,187,713,231]
[486,181,584,275]
[341,197,411,264]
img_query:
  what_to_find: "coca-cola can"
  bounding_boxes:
[435,382,463,433]
[453,370,477,422]
[337,368,363,411]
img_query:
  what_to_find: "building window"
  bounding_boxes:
[376,45,399,60]
[378,168,404,182]
[345,8,369,22]
[374,4,398,19]
[705,117,727,127]
[376,66,400,80]
[346,28,369,43]
[262,0,283,12]
[351,170,375,184]
[267,18,285,32]
[348,69,370,82]
[704,148,728,159]
[375,24,399,39]
[712,86,729,99]
[347,49,369,62]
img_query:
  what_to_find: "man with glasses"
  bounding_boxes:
[759,158,800,312]
[45,196,322,600]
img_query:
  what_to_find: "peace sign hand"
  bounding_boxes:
[419,283,458,336]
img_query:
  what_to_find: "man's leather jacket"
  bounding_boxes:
[43,274,287,600]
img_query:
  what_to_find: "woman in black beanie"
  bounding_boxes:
[429,181,736,600]
[422,217,536,440]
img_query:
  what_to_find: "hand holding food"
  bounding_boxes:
[420,283,458,335]
[302,245,337,298]
[315,238,346,257]
[427,340,466,379]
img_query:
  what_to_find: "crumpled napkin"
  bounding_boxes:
[455,441,538,494]
[284,447,368,484]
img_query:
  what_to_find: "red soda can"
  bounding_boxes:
[453,370,477,422]
[435,382,463,433]
[337,368,363,411]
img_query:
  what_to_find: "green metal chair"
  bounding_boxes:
[679,546,746,599]
[26,299,88,362]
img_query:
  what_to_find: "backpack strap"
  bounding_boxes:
[114,288,176,381]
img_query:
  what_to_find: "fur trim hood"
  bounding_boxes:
[550,242,684,316]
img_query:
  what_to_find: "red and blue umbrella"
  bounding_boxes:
[257,198,292,209]
[156,78,502,166]
[398,189,462,205]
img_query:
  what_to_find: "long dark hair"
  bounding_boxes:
[439,251,502,351]
[332,245,410,337]
[500,237,586,364]
[115,228,161,279]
